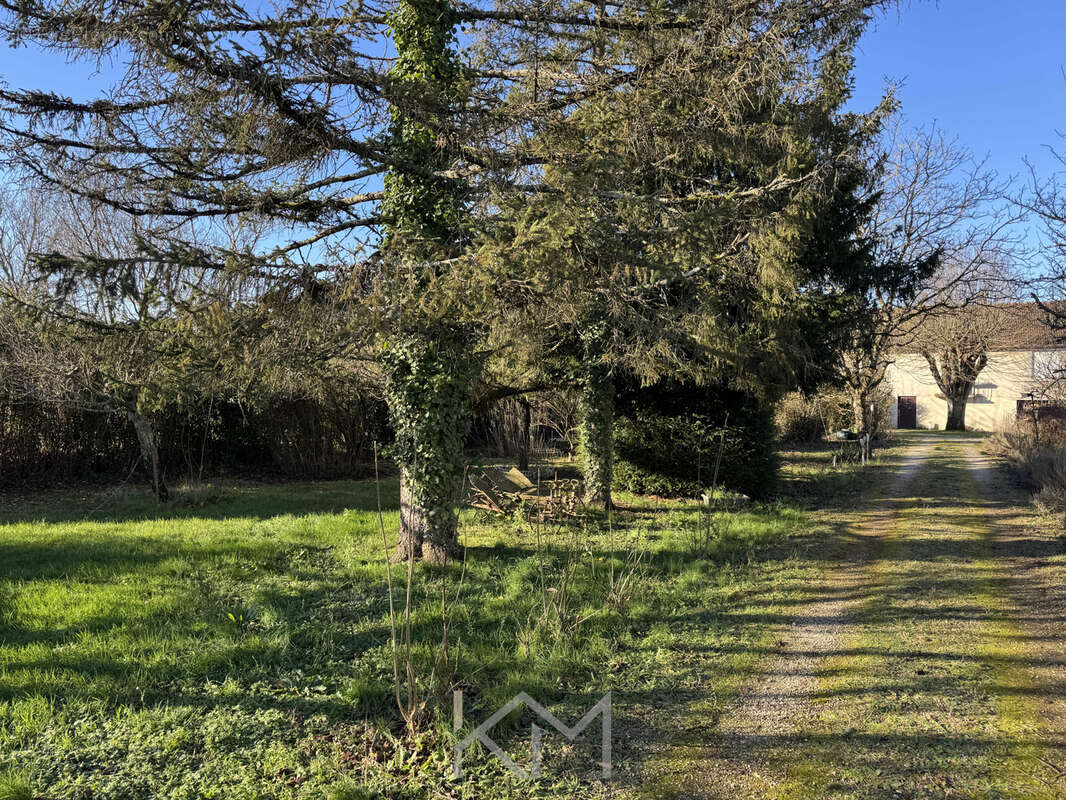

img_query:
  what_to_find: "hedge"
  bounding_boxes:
[613,381,777,500]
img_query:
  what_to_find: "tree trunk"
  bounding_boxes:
[579,376,613,509]
[378,0,469,562]
[851,390,869,434]
[517,398,531,472]
[579,315,614,509]
[945,395,968,431]
[127,410,168,502]
[921,349,985,434]
[398,467,458,564]
[383,333,472,564]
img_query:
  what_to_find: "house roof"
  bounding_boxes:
[898,302,1066,353]
[985,302,1066,351]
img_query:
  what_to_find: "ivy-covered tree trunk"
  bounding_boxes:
[579,315,614,509]
[383,334,472,563]
[126,410,168,502]
[380,0,471,561]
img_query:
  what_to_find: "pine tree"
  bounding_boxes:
[0,0,895,550]
[476,3,895,505]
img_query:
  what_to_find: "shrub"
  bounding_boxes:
[775,386,892,444]
[775,392,829,443]
[0,385,391,488]
[613,380,778,500]
[986,408,1066,514]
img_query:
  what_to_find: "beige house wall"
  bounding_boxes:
[885,350,1051,431]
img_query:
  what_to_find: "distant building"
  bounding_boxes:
[886,304,1066,431]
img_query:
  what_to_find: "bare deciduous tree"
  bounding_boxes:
[839,122,1022,433]
[1018,142,1066,339]
[0,186,254,500]
[913,291,1012,430]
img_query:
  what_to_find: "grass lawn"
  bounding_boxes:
[772,437,1066,799]
[0,446,899,799]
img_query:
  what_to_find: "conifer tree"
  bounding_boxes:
[0,0,895,550]
[477,5,894,505]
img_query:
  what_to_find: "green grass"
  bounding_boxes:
[0,447,900,799]
[0,770,31,800]
[773,438,1062,799]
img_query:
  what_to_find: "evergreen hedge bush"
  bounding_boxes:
[612,381,778,500]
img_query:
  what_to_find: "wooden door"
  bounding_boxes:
[897,396,917,429]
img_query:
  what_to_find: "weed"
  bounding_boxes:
[0,772,31,800]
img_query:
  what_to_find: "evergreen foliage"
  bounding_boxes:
[0,0,897,544]
[613,379,778,500]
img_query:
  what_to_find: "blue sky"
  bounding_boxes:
[0,0,1063,255]
[3,1,1063,179]
[851,0,1066,187]
[2,1,1057,179]
[6,2,1064,176]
